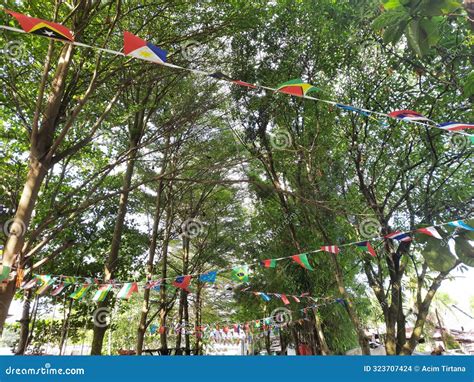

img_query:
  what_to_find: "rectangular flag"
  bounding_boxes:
[36,276,55,295]
[280,294,290,305]
[70,283,91,300]
[173,275,192,290]
[291,254,314,270]
[232,267,249,282]
[355,241,376,257]
[50,282,68,297]
[0,265,11,282]
[117,282,139,299]
[261,259,277,268]
[416,226,442,239]
[384,231,412,242]
[5,10,74,41]
[199,271,217,283]
[92,284,112,302]
[320,245,340,254]
[260,293,271,302]
[21,277,38,290]
[292,295,301,303]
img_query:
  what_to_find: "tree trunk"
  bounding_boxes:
[91,113,143,354]
[15,289,32,355]
[313,309,330,355]
[136,139,169,354]
[59,298,73,355]
[329,253,371,355]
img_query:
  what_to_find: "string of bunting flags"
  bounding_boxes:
[147,299,343,338]
[12,218,473,302]
[1,10,473,138]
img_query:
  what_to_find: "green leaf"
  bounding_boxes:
[419,235,457,272]
[382,0,403,10]
[454,234,474,267]
[419,17,441,46]
[406,20,430,57]
[463,71,474,98]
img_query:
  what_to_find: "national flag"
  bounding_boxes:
[36,277,55,295]
[448,220,474,231]
[173,275,192,290]
[335,104,371,117]
[123,31,167,64]
[208,72,257,89]
[384,231,412,242]
[21,277,38,290]
[117,282,139,299]
[261,259,277,268]
[355,241,376,257]
[280,294,290,305]
[199,271,217,283]
[292,295,301,303]
[0,265,11,282]
[438,122,474,131]
[291,253,314,270]
[260,293,271,302]
[232,266,249,282]
[320,245,340,255]
[92,284,112,302]
[149,324,158,335]
[276,78,319,97]
[50,282,68,297]
[416,226,442,239]
[5,10,74,41]
[69,283,91,300]
[0,245,3,256]
[388,110,430,122]
[145,280,161,291]
[159,326,166,334]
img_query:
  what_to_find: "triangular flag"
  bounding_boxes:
[320,245,340,254]
[5,10,74,41]
[92,284,112,302]
[276,78,319,97]
[355,241,376,257]
[260,259,277,268]
[123,31,167,64]
[292,295,301,303]
[291,254,314,270]
[416,227,442,239]
[448,220,474,231]
[51,282,68,296]
[117,282,138,299]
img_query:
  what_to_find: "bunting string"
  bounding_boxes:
[1,11,473,138]
[17,218,473,300]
